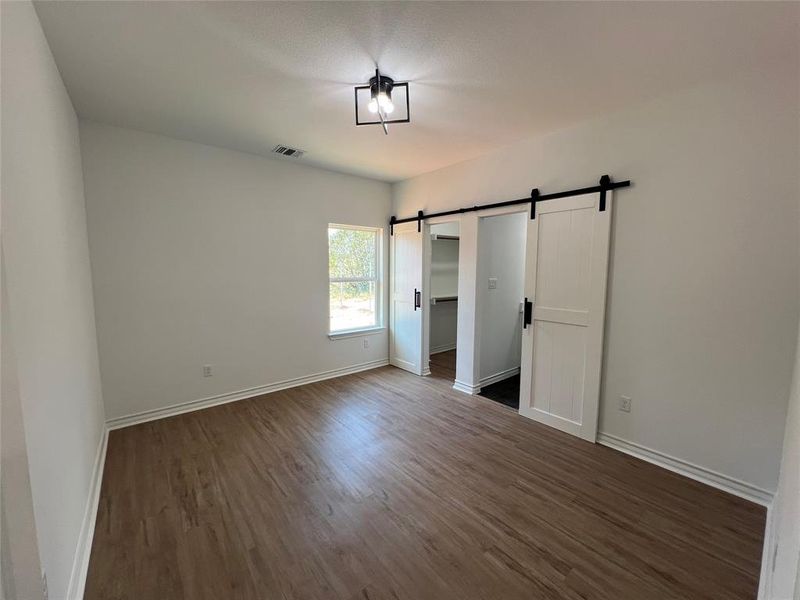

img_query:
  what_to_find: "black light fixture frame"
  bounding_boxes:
[354,68,410,132]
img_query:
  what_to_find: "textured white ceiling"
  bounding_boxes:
[34,1,798,182]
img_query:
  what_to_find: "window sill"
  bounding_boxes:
[328,327,386,340]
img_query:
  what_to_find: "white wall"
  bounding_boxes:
[1,2,106,598]
[430,241,459,297]
[430,222,460,239]
[430,302,458,355]
[477,212,526,382]
[1,257,43,600]
[79,123,392,422]
[394,66,800,493]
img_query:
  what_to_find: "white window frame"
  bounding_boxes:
[327,223,384,339]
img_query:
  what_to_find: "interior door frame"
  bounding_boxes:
[519,191,613,442]
[422,216,463,377]
[389,220,425,375]
[472,204,532,397]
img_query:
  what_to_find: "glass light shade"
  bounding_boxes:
[378,93,394,114]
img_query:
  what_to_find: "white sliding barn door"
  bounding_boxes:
[519,193,612,442]
[390,221,424,375]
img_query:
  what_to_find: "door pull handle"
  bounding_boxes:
[523,298,533,328]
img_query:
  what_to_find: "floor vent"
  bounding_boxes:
[272,145,305,158]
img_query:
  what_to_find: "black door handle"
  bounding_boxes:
[523,298,533,328]
[414,288,421,310]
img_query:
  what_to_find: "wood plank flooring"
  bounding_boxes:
[86,361,766,600]
[429,348,457,381]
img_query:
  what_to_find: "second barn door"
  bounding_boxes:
[518,192,612,442]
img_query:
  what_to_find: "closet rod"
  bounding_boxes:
[389,174,630,234]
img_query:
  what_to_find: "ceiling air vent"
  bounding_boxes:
[272,145,305,159]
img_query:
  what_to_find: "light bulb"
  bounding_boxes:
[368,98,378,113]
[378,93,394,114]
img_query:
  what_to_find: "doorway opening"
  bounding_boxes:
[390,187,612,442]
[476,211,527,410]
[427,222,460,383]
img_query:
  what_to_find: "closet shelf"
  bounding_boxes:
[431,234,460,241]
[431,295,458,304]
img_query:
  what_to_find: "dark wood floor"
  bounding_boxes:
[429,348,457,381]
[87,359,766,600]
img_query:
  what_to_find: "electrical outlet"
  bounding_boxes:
[488,277,497,289]
[203,365,213,377]
[619,395,632,413]
[363,338,369,349]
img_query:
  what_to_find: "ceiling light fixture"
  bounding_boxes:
[354,68,410,135]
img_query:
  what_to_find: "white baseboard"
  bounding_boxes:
[67,426,108,600]
[453,379,481,395]
[107,359,390,430]
[597,432,773,506]
[430,343,457,355]
[479,366,520,387]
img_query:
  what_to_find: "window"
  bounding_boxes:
[328,225,382,334]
